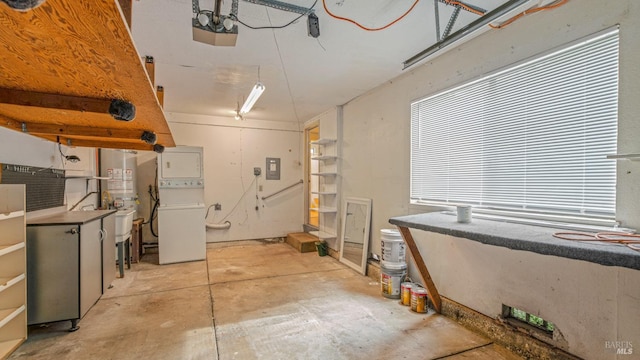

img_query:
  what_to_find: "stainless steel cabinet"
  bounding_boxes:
[26,225,80,326]
[26,211,115,331]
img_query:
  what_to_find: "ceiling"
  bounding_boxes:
[130,0,524,125]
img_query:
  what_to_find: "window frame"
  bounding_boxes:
[409,27,620,227]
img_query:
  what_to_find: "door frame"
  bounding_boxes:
[304,120,319,229]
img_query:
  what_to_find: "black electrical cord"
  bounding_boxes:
[141,163,160,238]
[229,0,317,30]
[149,193,159,238]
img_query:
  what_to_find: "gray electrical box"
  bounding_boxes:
[266,158,280,180]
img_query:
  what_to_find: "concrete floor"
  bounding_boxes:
[10,240,522,360]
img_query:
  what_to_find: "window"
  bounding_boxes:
[410,29,619,221]
[502,305,555,337]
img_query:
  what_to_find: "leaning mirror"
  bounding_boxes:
[339,197,372,275]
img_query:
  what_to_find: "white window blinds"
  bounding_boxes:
[410,29,619,218]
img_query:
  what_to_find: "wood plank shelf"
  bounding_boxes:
[0,211,24,222]
[0,306,25,329]
[0,338,24,359]
[0,243,24,258]
[0,274,25,294]
[0,0,175,151]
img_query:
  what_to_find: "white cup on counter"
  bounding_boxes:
[456,205,472,223]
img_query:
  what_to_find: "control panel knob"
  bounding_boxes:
[160,181,165,186]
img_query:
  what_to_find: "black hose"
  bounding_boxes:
[149,196,159,237]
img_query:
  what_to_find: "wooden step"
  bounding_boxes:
[286,232,319,253]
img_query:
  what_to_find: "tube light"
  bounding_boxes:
[240,82,265,115]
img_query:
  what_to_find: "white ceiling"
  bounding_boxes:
[130,0,514,124]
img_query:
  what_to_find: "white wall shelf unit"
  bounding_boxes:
[309,230,338,240]
[310,138,339,243]
[311,155,338,161]
[0,184,27,359]
[312,191,337,195]
[310,138,337,146]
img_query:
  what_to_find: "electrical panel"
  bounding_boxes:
[266,158,280,180]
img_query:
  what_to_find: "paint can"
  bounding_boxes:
[380,261,407,299]
[400,282,414,306]
[411,287,429,313]
[380,229,406,263]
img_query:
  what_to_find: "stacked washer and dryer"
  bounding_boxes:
[102,146,206,265]
[156,146,206,264]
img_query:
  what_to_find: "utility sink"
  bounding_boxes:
[115,209,136,242]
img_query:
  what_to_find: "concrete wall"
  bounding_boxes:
[135,112,303,244]
[339,0,640,358]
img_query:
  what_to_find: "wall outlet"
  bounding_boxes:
[214,203,221,211]
[254,167,261,176]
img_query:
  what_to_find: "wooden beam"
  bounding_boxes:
[0,88,136,121]
[118,0,132,28]
[0,117,157,140]
[144,56,155,87]
[42,135,158,152]
[156,85,164,108]
[397,226,442,313]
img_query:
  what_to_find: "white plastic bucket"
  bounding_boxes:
[380,261,407,299]
[380,229,406,263]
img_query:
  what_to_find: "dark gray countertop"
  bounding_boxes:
[27,210,117,226]
[389,212,640,271]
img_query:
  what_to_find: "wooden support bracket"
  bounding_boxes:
[397,225,442,313]
[144,56,155,86]
[156,85,164,107]
[0,117,155,141]
[118,0,132,28]
[0,88,136,121]
[44,135,159,152]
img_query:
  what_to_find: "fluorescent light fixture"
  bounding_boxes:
[240,82,265,115]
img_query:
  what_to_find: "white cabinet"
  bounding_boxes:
[101,213,116,293]
[310,139,339,243]
[0,185,26,359]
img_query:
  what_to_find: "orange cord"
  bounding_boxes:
[321,0,420,31]
[489,0,569,29]
[553,231,640,252]
[441,0,485,16]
